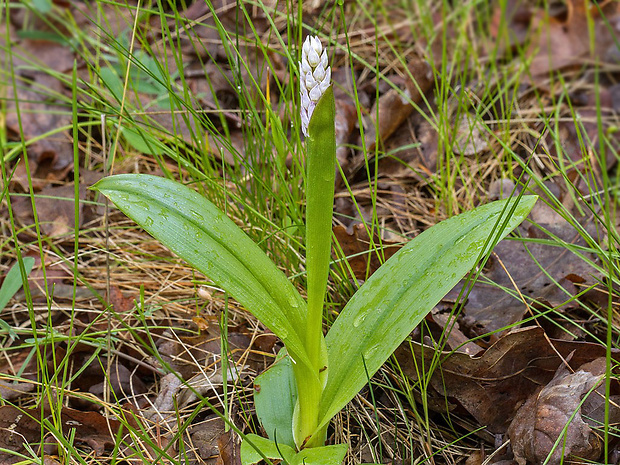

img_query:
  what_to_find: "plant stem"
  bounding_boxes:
[294,86,336,448]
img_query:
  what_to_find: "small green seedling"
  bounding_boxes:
[0,257,35,339]
[93,36,536,464]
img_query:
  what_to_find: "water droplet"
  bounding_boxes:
[135,200,150,210]
[190,209,204,221]
[270,322,289,340]
[353,307,372,328]
[144,216,154,227]
[364,343,382,361]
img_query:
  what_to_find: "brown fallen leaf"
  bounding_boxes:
[396,326,617,433]
[334,98,357,174]
[444,215,601,335]
[14,253,74,303]
[452,114,489,157]
[363,58,433,152]
[187,416,226,464]
[12,183,88,240]
[216,429,241,465]
[507,358,613,465]
[333,223,402,280]
[4,37,75,172]
[0,405,121,463]
[0,379,34,402]
[528,0,620,76]
[146,366,245,424]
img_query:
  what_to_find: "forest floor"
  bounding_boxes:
[1,1,620,464]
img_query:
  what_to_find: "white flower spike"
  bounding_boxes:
[299,35,331,136]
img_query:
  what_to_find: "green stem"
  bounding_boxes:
[295,86,336,448]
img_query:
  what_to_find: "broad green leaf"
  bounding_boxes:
[31,0,53,14]
[92,175,311,369]
[291,444,347,465]
[120,125,165,156]
[241,434,296,465]
[318,196,537,431]
[254,349,297,448]
[240,434,347,465]
[99,67,124,104]
[0,258,35,313]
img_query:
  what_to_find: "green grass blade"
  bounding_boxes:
[92,174,311,368]
[318,196,537,430]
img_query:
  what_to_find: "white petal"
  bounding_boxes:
[307,47,320,67]
[313,64,325,81]
[321,66,331,88]
[309,85,322,101]
[320,50,328,69]
[303,37,312,57]
[305,72,317,89]
[301,90,311,110]
[301,60,312,76]
[310,36,322,55]
[307,101,316,116]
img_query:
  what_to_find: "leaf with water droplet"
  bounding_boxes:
[91,174,313,372]
[318,195,537,431]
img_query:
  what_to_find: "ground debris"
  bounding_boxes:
[396,326,616,433]
[0,405,121,463]
[507,357,618,465]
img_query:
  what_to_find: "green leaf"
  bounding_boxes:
[291,444,347,465]
[120,125,164,156]
[30,0,53,14]
[318,196,537,431]
[99,67,124,103]
[254,349,297,448]
[92,174,312,369]
[241,434,296,465]
[0,257,35,313]
[240,434,347,465]
[305,87,336,323]
[293,85,335,448]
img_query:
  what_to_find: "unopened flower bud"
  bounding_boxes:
[299,35,331,136]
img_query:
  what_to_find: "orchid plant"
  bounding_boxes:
[93,36,536,464]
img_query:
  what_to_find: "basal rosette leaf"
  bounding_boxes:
[92,174,311,369]
[317,196,537,435]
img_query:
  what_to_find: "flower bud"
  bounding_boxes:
[299,35,331,136]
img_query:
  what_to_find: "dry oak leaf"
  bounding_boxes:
[528,0,620,76]
[333,224,402,280]
[363,58,434,152]
[507,360,608,465]
[444,220,600,335]
[0,405,121,463]
[396,326,615,433]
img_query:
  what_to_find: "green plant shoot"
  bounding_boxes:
[92,35,536,465]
